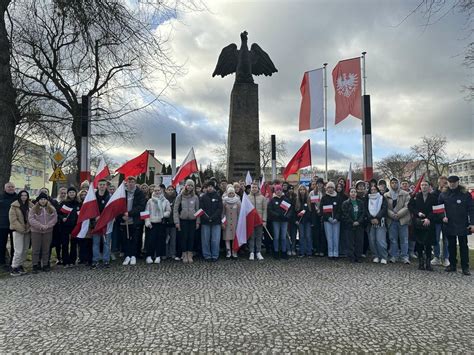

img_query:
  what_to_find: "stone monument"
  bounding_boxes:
[213,31,277,182]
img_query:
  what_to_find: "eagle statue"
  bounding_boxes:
[212,31,278,83]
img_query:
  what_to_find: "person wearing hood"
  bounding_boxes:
[59,187,81,267]
[342,188,366,263]
[320,181,344,259]
[268,184,293,259]
[28,192,57,273]
[384,177,411,264]
[248,182,267,261]
[365,185,388,264]
[144,185,171,265]
[439,175,474,276]
[408,181,439,271]
[222,186,241,259]
[200,181,223,262]
[9,190,34,276]
[164,185,180,261]
[91,179,111,269]
[0,182,17,269]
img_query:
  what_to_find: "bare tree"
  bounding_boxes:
[8,0,203,183]
[376,153,416,180]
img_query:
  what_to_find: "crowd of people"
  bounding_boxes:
[0,173,472,277]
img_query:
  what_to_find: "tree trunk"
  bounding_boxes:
[0,1,21,188]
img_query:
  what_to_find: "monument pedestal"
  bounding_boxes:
[227,82,260,182]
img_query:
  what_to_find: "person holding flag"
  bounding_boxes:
[90,180,110,269]
[173,179,200,263]
[248,182,267,261]
[199,181,223,262]
[295,185,312,257]
[267,184,293,259]
[439,175,474,276]
[320,182,343,259]
[408,181,439,271]
[309,178,325,256]
[430,176,450,267]
[222,186,241,259]
[58,187,80,267]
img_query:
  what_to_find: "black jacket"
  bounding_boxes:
[319,194,343,222]
[364,194,388,224]
[439,186,473,236]
[0,191,17,229]
[295,196,312,224]
[341,198,365,228]
[199,191,223,225]
[96,190,110,214]
[268,195,294,222]
[123,188,146,225]
[59,199,81,231]
[408,192,440,227]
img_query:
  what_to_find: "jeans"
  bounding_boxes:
[248,225,263,253]
[369,225,388,260]
[272,221,288,253]
[288,222,297,252]
[389,221,409,260]
[201,224,221,260]
[166,226,177,258]
[92,233,112,263]
[433,224,449,259]
[298,222,312,256]
[324,221,340,257]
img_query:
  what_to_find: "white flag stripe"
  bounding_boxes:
[308,69,324,129]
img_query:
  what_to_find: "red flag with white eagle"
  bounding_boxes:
[282,140,312,180]
[116,150,149,177]
[93,156,111,188]
[91,181,127,234]
[233,193,263,251]
[172,148,199,187]
[71,184,100,239]
[332,57,362,124]
[299,68,324,131]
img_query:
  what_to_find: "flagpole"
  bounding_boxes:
[323,63,328,182]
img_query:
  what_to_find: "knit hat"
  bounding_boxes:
[227,186,235,194]
[37,192,48,201]
[355,180,365,188]
[326,181,335,189]
[67,186,77,194]
[274,184,283,192]
[185,179,195,187]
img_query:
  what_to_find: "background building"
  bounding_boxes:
[449,159,474,190]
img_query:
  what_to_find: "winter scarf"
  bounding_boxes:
[223,194,240,205]
[368,193,383,217]
[151,193,167,219]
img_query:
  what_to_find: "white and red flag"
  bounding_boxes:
[172,148,199,187]
[194,208,205,218]
[345,163,352,196]
[93,156,111,188]
[432,204,445,214]
[60,205,73,215]
[71,184,100,239]
[298,210,306,217]
[280,200,291,212]
[332,57,362,124]
[140,211,150,220]
[260,175,265,194]
[91,181,127,235]
[323,205,333,214]
[233,193,263,251]
[245,171,253,186]
[310,195,320,204]
[299,68,324,131]
[221,215,227,226]
[282,140,312,180]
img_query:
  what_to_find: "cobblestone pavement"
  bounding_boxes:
[1,257,473,353]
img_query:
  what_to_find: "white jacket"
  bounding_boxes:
[145,195,171,225]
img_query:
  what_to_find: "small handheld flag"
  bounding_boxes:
[280,200,291,212]
[60,205,73,214]
[140,211,150,220]
[194,208,205,218]
[310,195,320,204]
[432,204,445,214]
[323,205,333,214]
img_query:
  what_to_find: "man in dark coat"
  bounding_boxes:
[439,176,474,275]
[408,181,439,271]
[0,182,17,269]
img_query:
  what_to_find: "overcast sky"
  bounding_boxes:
[107,0,473,172]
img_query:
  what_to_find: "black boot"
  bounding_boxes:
[32,265,41,274]
[418,252,425,270]
[425,254,433,271]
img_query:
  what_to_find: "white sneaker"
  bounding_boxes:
[154,257,161,264]
[256,252,264,261]
[122,256,131,265]
[389,257,397,263]
[443,258,450,267]
[373,257,380,263]
[232,251,238,258]
[174,257,181,261]
[110,253,116,261]
[146,256,153,264]
[380,259,387,264]
[361,254,367,258]
[249,252,254,261]
[226,250,231,258]
[403,258,410,264]
[130,256,136,265]
[431,257,441,265]
[410,253,418,259]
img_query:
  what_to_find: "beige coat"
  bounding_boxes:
[173,192,200,224]
[222,198,241,241]
[384,189,411,226]
[248,192,268,223]
[9,200,34,233]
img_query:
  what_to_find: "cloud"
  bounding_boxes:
[111,0,473,173]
